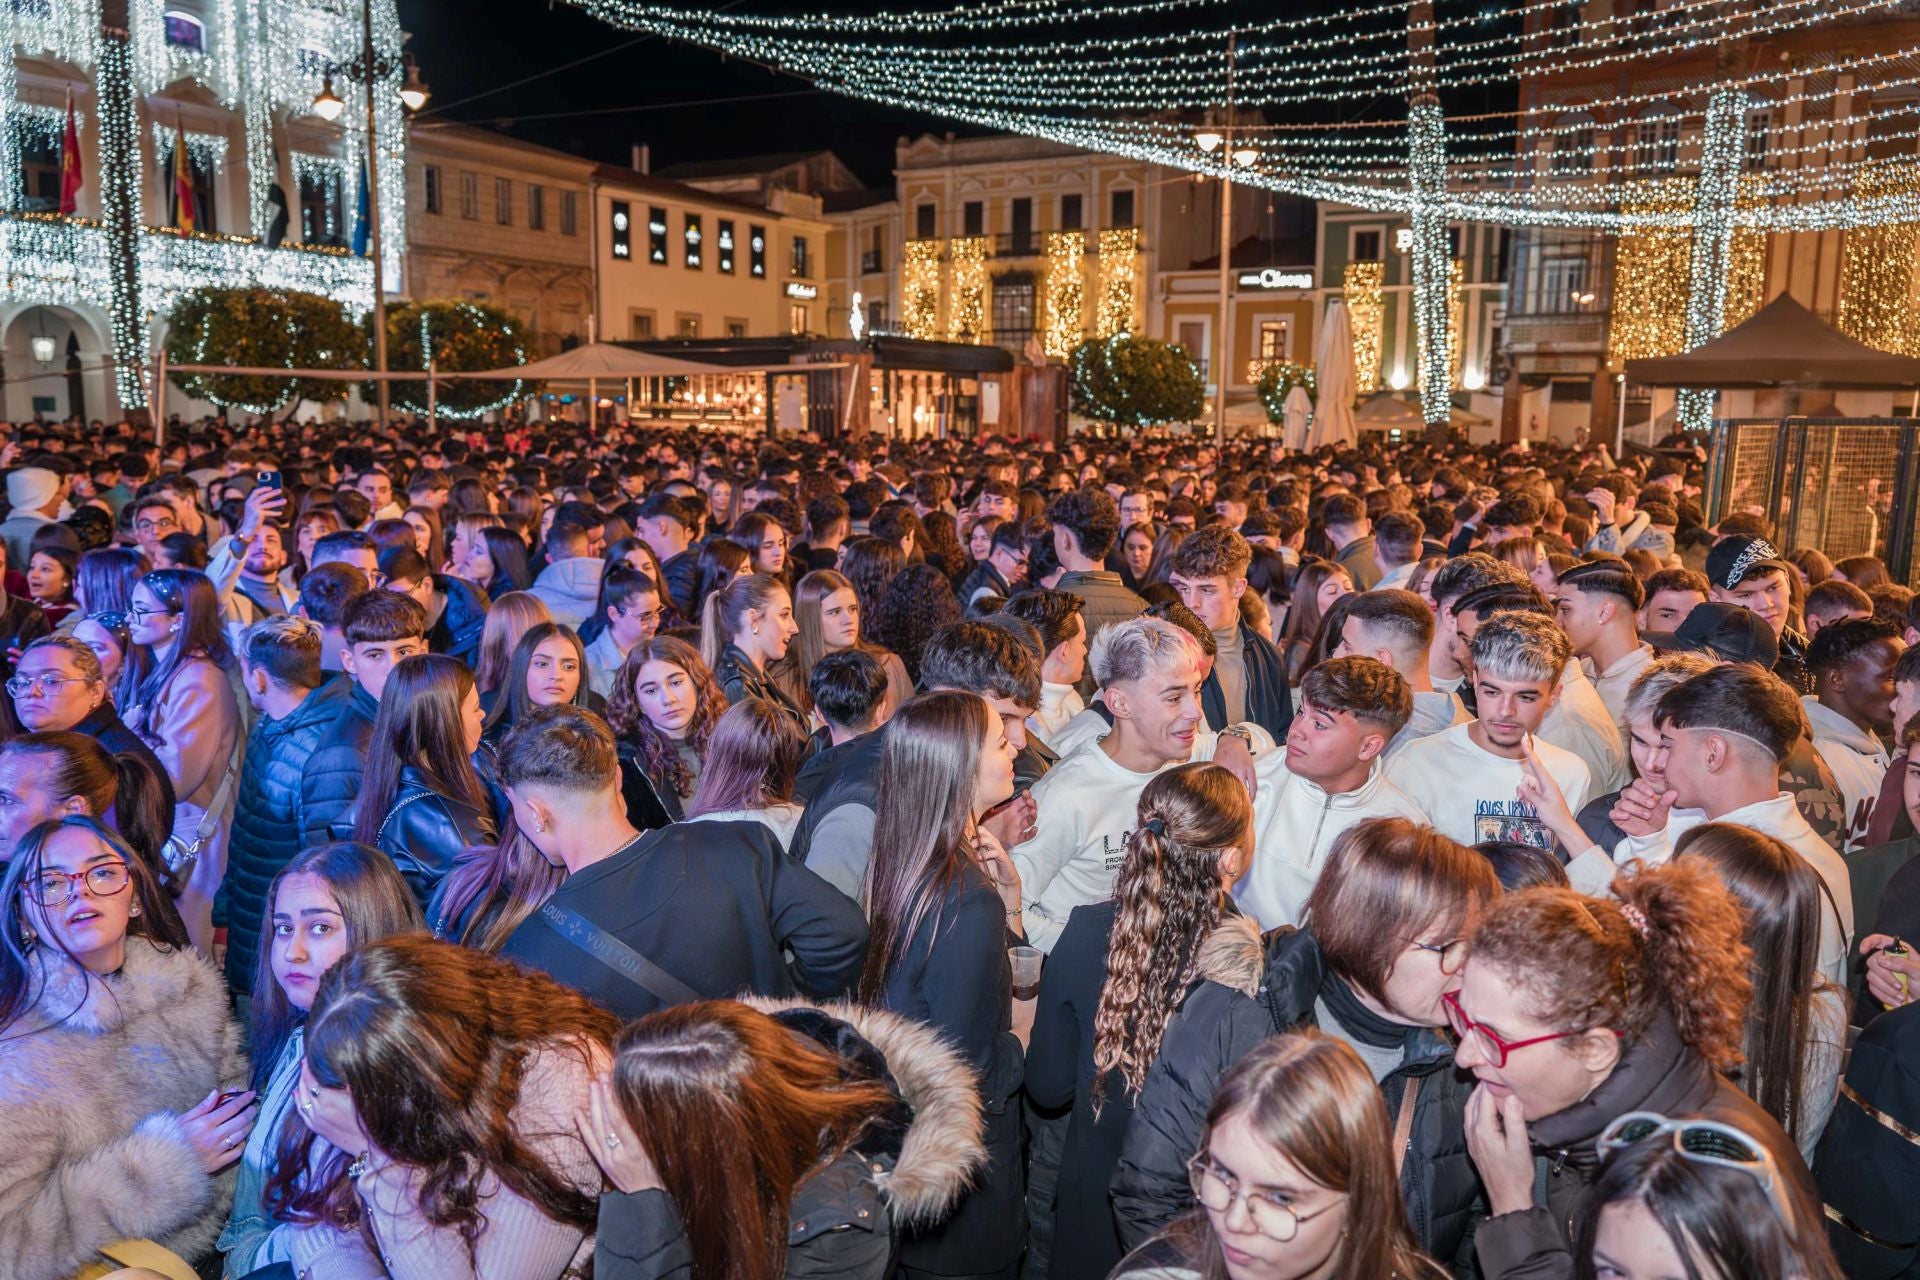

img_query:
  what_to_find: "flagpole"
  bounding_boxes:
[362,0,389,433]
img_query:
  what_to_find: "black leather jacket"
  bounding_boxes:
[714,643,808,728]
[371,764,498,912]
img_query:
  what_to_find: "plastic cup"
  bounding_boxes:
[1010,945,1043,1001]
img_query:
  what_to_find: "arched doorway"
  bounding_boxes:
[0,304,112,424]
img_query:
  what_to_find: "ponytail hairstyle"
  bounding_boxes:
[247,842,425,1091]
[1091,762,1250,1115]
[1466,859,1752,1072]
[1674,822,1836,1146]
[0,732,172,881]
[352,655,491,847]
[699,572,791,673]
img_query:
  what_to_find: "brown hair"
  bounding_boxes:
[1171,1031,1446,1280]
[276,935,617,1248]
[1169,524,1253,581]
[608,1001,898,1280]
[473,591,552,695]
[606,636,727,798]
[1466,860,1751,1071]
[1298,655,1414,737]
[1092,763,1250,1114]
[1304,817,1499,1002]
[687,697,809,817]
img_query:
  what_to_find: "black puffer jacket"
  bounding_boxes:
[1817,1001,1920,1276]
[1111,919,1484,1271]
[428,573,491,667]
[301,679,378,842]
[223,678,351,995]
[366,764,497,912]
[659,549,700,622]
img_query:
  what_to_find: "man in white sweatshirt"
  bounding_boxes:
[1564,664,1853,986]
[1553,560,1654,734]
[1239,656,1424,929]
[1010,615,1261,952]
[1803,617,1903,849]
[1388,611,1593,850]
[1334,588,1467,757]
[1425,553,1526,705]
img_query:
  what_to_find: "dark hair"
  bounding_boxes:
[310,528,375,568]
[1804,578,1873,623]
[607,1001,899,1280]
[341,588,427,646]
[692,539,752,619]
[919,620,1042,709]
[352,655,490,846]
[1655,665,1803,763]
[1571,1122,1842,1280]
[485,622,594,735]
[375,545,429,588]
[1473,840,1571,892]
[478,526,534,595]
[809,648,889,732]
[74,546,145,617]
[585,563,658,645]
[1000,588,1085,659]
[1450,580,1553,623]
[297,562,371,629]
[0,733,173,886]
[606,636,726,798]
[247,842,425,1091]
[1046,486,1123,559]
[497,702,621,795]
[687,698,808,817]
[276,935,618,1244]
[1298,655,1414,736]
[1341,587,1435,653]
[1557,560,1647,612]
[1169,524,1252,580]
[120,569,232,736]
[1321,492,1366,529]
[1374,511,1426,564]
[875,563,965,683]
[1806,616,1901,679]
[1430,551,1522,608]
[1145,598,1217,659]
[239,615,323,690]
[1835,554,1891,589]
[0,816,190,1031]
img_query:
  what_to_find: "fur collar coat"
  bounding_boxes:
[0,936,245,1280]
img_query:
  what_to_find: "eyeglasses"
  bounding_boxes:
[1597,1111,1790,1225]
[1186,1153,1343,1241]
[1412,938,1469,975]
[1442,989,1617,1069]
[125,604,173,622]
[5,673,90,697]
[134,519,178,534]
[619,606,662,627]
[29,860,131,907]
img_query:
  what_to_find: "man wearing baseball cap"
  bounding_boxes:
[1705,533,1814,694]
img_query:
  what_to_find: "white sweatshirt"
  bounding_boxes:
[1803,697,1891,851]
[1589,644,1655,734]
[1027,681,1087,749]
[1384,721,1593,851]
[1383,689,1470,761]
[1237,756,1425,929]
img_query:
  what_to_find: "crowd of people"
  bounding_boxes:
[0,412,1917,1280]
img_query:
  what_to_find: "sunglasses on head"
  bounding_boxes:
[1597,1111,1792,1227]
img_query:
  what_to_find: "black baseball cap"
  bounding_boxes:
[1646,602,1780,668]
[1706,535,1794,593]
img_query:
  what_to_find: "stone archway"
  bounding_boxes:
[0,302,115,424]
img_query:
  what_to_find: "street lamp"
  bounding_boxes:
[1195,130,1224,154]
[311,8,430,431]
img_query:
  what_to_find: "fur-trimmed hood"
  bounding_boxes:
[745,995,985,1228]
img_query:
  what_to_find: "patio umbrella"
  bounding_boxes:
[1308,299,1357,450]
[1281,384,1313,451]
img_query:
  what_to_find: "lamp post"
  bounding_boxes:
[313,12,428,431]
[1195,38,1255,444]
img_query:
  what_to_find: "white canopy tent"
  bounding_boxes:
[1307,299,1357,450]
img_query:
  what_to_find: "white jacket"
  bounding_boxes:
[1237,757,1425,929]
[1384,688,1469,760]
[1541,658,1632,796]
[1803,696,1890,851]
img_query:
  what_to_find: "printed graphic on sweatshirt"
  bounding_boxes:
[1472,798,1551,849]
[1099,830,1133,874]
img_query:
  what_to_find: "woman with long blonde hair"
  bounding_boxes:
[1026,763,1252,1280]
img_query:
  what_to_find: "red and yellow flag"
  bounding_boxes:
[170,118,195,231]
[56,89,80,215]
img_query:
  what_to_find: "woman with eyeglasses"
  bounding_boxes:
[119,568,240,952]
[0,816,252,1280]
[1111,1032,1447,1280]
[1576,1111,1842,1280]
[8,635,172,802]
[606,636,728,831]
[1112,817,1500,1269]
[1451,861,1815,1280]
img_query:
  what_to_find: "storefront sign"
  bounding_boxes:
[1235,268,1313,290]
[784,281,819,300]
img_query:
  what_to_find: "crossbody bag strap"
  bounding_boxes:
[1392,1076,1420,1179]
[537,898,701,1006]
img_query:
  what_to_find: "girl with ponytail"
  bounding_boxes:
[700,572,806,728]
[0,731,177,894]
[1026,762,1252,1280]
[1452,860,1821,1279]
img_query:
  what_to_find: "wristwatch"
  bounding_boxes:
[1218,725,1255,747]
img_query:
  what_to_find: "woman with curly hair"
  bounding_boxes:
[272,934,616,1278]
[874,562,964,685]
[605,635,726,830]
[1025,763,1252,1280]
[1450,860,1816,1279]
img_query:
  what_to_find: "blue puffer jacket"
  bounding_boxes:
[429,573,491,668]
[224,677,353,996]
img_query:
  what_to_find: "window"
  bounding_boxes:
[166,138,217,231]
[423,165,441,215]
[790,233,810,279]
[862,224,883,273]
[1550,127,1594,176]
[162,10,205,51]
[1110,188,1135,228]
[296,44,327,75]
[1745,108,1773,171]
[629,310,655,339]
[1539,257,1588,313]
[1447,225,1463,259]
[17,131,58,212]
[560,190,578,236]
[684,213,703,269]
[1351,229,1383,261]
[677,314,700,339]
[789,304,809,335]
[1632,116,1679,173]
[1061,193,1083,231]
[1257,320,1288,361]
[459,172,478,220]
[495,178,511,225]
[1494,227,1513,283]
[1010,197,1033,254]
[991,276,1036,346]
[728,318,749,338]
[867,298,887,333]
[610,200,631,259]
[717,219,735,273]
[528,184,545,230]
[962,201,984,237]
[749,224,767,277]
[298,164,344,247]
[915,203,936,238]
[648,206,667,264]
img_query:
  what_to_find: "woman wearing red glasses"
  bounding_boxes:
[1451,859,1819,1279]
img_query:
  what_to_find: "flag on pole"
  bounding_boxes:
[169,117,195,231]
[350,156,371,257]
[56,88,81,215]
[263,144,288,249]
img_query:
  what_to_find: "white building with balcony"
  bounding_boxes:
[0,0,406,422]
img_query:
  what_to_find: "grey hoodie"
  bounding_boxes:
[529,556,604,629]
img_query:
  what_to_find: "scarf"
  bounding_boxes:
[1318,968,1416,1050]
